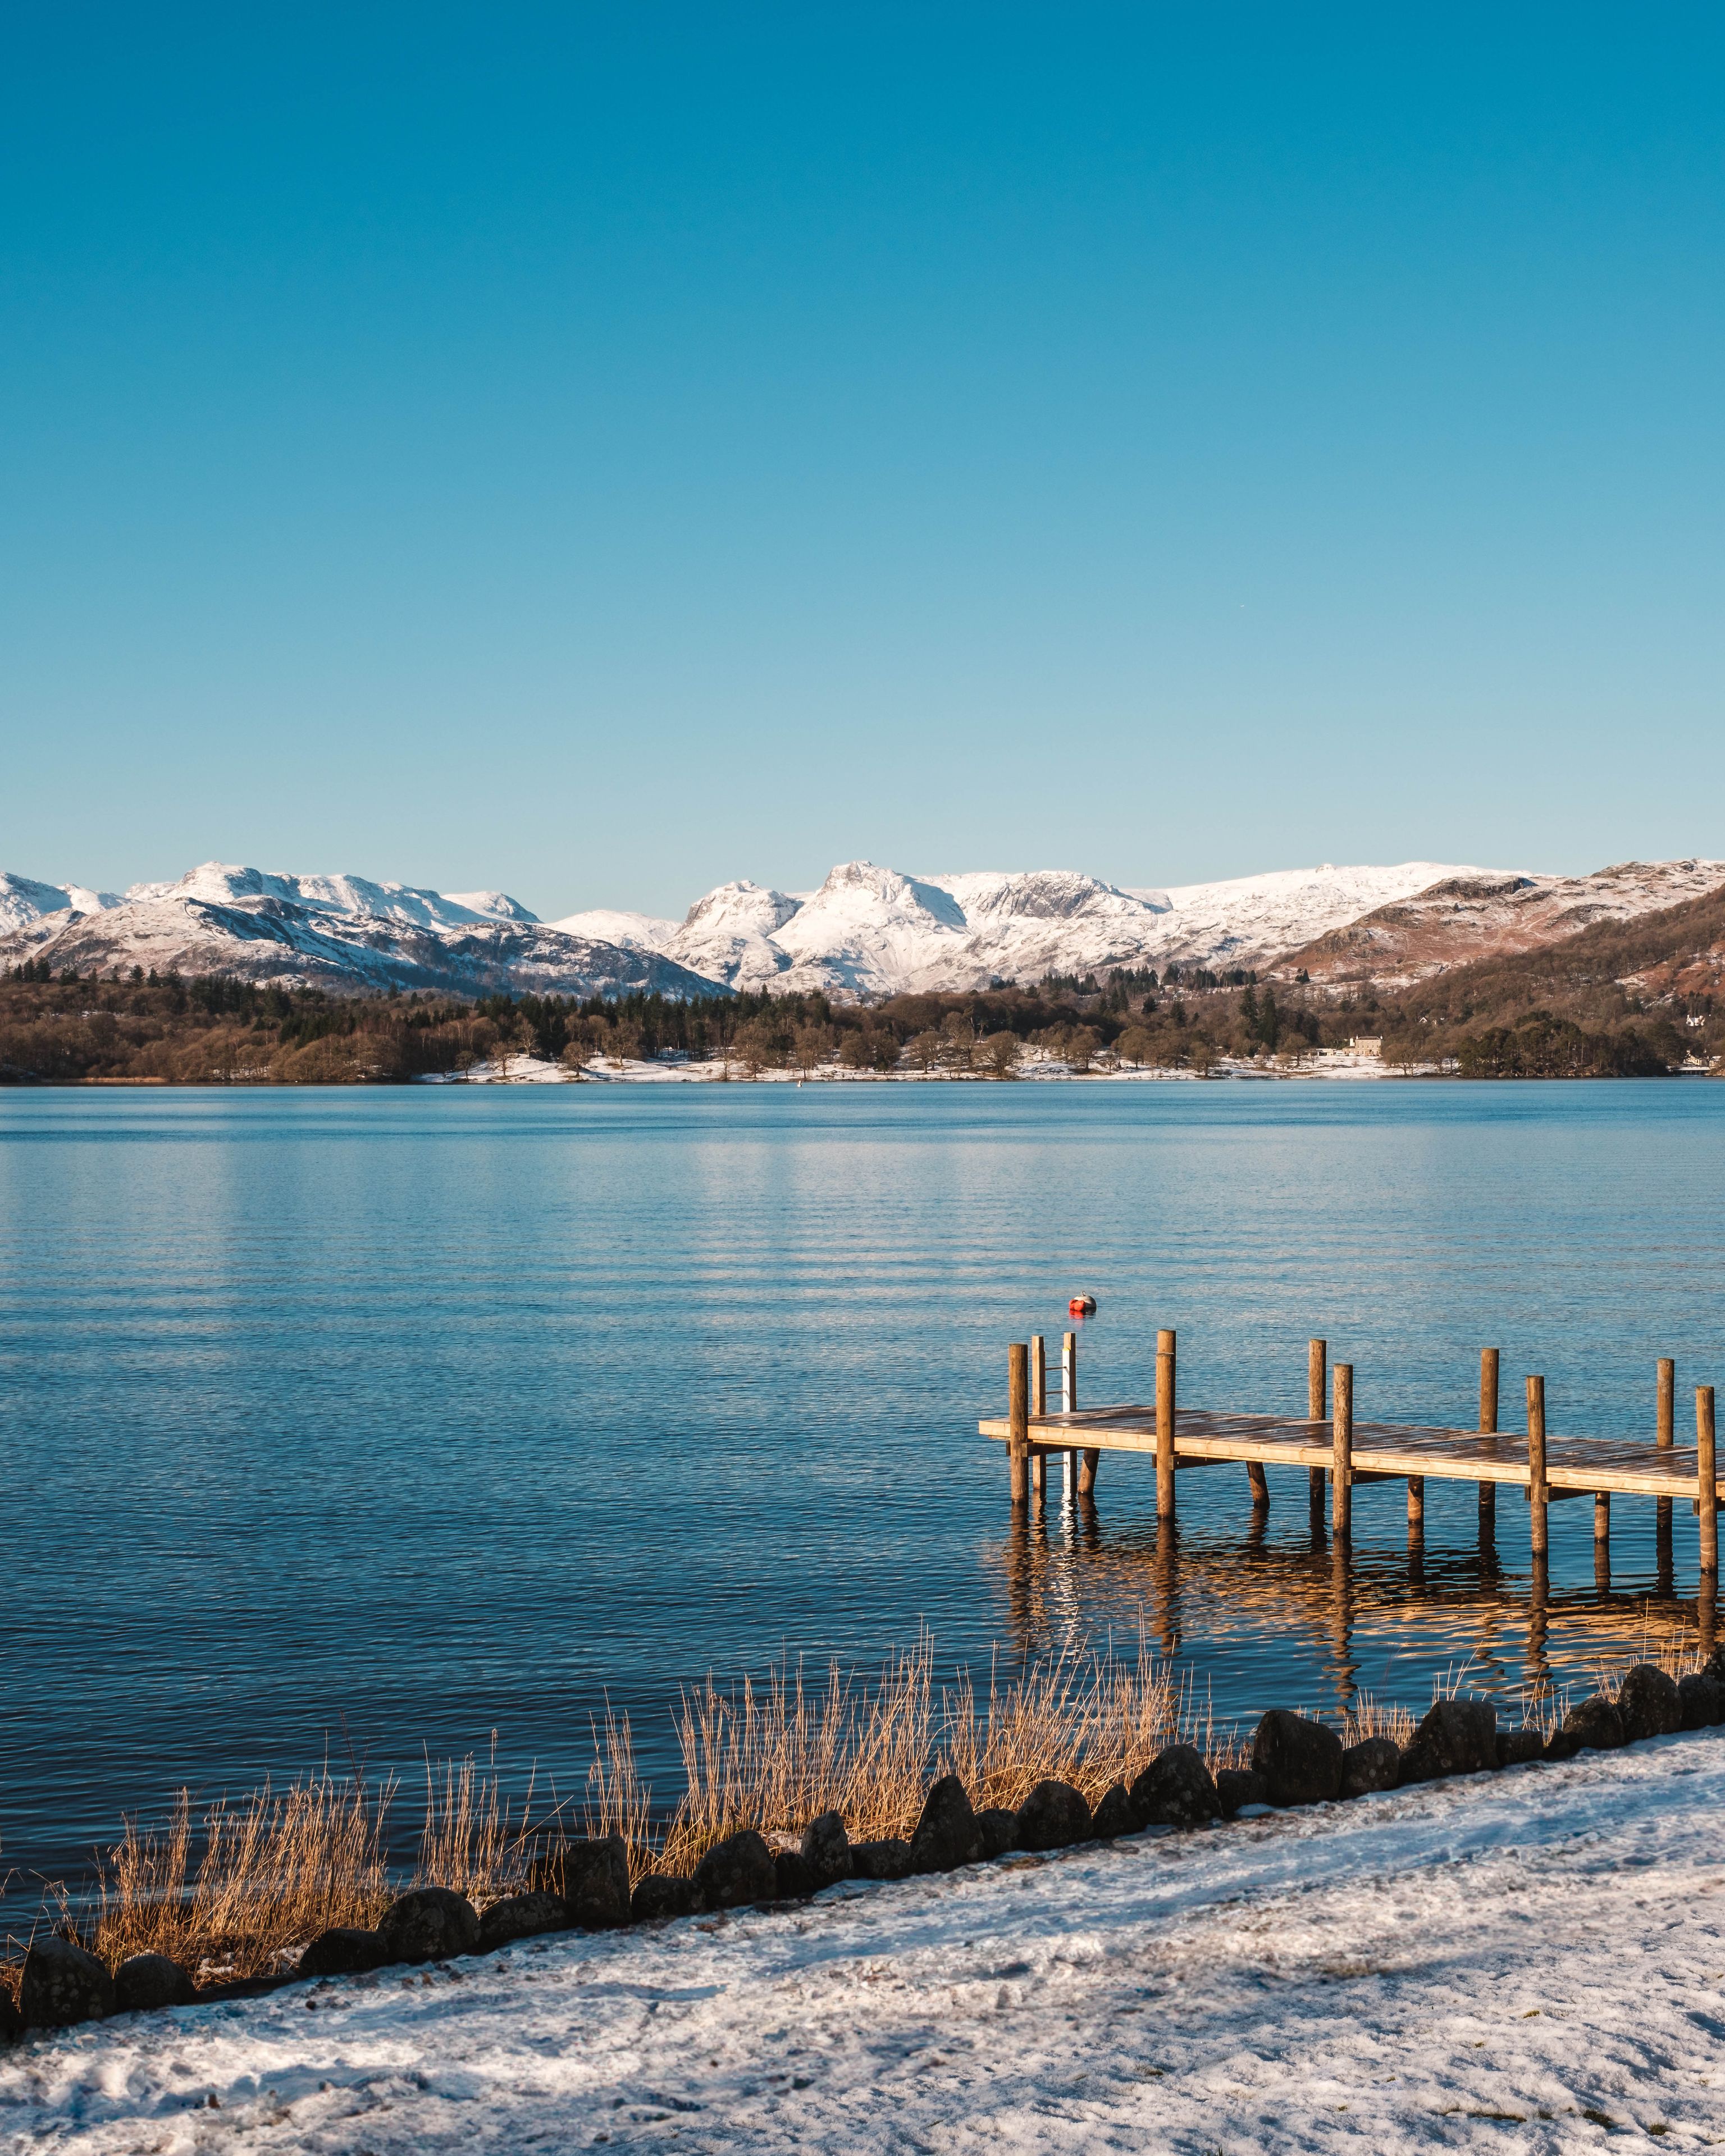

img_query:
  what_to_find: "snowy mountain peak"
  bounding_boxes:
[0,871,122,935]
[678,879,803,938]
[122,861,540,931]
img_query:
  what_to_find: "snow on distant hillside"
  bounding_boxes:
[1281,857,1725,986]
[1131,861,1487,974]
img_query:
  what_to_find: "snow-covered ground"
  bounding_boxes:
[423,1053,1403,1085]
[8,1736,1724,2152]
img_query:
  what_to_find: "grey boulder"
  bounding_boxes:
[1397,1698,1498,1786]
[691,1829,777,1911]
[1215,1767,1269,1817]
[1015,1779,1093,1852]
[800,1811,853,1888]
[1678,1671,1725,1730]
[377,1886,481,1965]
[478,1893,568,1952]
[975,1806,1020,1857]
[21,1936,114,2028]
[1251,1710,1343,1806]
[850,1838,914,1880]
[1495,1728,1545,1767]
[1339,1737,1401,1797]
[1130,1745,1220,1828]
[0,1988,18,2045]
[1559,1694,1626,1753]
[1617,1664,1681,1743]
[533,1835,631,1929]
[773,1850,819,1899]
[910,1775,983,1872]
[298,1926,386,1977]
[114,1953,195,2012]
[1089,1783,1139,1839]
[631,1872,696,1921]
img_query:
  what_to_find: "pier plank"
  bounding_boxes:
[978,1403,1723,1499]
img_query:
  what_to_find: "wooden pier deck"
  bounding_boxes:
[979,1332,1721,1569]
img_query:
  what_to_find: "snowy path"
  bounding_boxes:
[8,1736,1725,2153]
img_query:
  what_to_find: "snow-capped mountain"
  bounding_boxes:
[11,851,1714,1002]
[615,858,1489,996]
[0,861,723,1000]
[1279,860,1725,987]
[0,871,123,935]
[122,863,540,930]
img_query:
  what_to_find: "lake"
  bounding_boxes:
[3,1078,1723,1886]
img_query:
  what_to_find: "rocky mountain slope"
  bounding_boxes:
[1380,879,1725,1034]
[1279,859,1725,988]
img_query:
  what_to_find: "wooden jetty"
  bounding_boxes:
[979,1332,1719,1572]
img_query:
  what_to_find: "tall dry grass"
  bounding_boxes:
[87,1773,395,1981]
[653,1633,1221,1875]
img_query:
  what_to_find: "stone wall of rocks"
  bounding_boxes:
[6,1650,1721,2045]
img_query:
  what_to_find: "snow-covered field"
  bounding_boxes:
[8,1737,1724,2152]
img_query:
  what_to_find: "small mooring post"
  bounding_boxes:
[1331,1362,1353,1539]
[1032,1335,1054,1501]
[1007,1342,1029,1504]
[1657,1358,1676,1555]
[1308,1338,1327,1523]
[1479,1348,1499,1536]
[1407,1474,1425,1529]
[1155,1328,1176,1518]
[1527,1373,1548,1556]
[1594,1492,1610,1543]
[1699,1383,1718,1578]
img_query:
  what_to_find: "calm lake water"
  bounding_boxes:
[4,1079,1724,1885]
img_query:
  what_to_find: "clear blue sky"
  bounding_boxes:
[3,4,1722,919]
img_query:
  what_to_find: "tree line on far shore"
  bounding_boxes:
[1,912,1717,1085]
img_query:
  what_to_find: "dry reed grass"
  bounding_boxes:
[87,1773,395,1981]
[654,1633,1221,1875]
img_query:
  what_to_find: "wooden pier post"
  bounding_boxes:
[1699,1385,1718,1578]
[1478,1348,1499,1534]
[1008,1343,1029,1503]
[1155,1329,1176,1519]
[1527,1374,1548,1556]
[1308,1339,1327,1519]
[1594,1491,1609,1542]
[1657,1358,1675,1548]
[1248,1459,1270,1508]
[1331,1362,1353,1539]
[1407,1476,1425,1528]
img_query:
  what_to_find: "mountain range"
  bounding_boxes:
[2,855,1721,1003]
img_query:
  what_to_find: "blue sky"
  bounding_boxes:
[3,4,1722,918]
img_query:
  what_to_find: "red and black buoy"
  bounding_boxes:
[1068,1293,1097,1319]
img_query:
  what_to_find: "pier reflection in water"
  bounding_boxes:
[994,1469,1714,1726]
